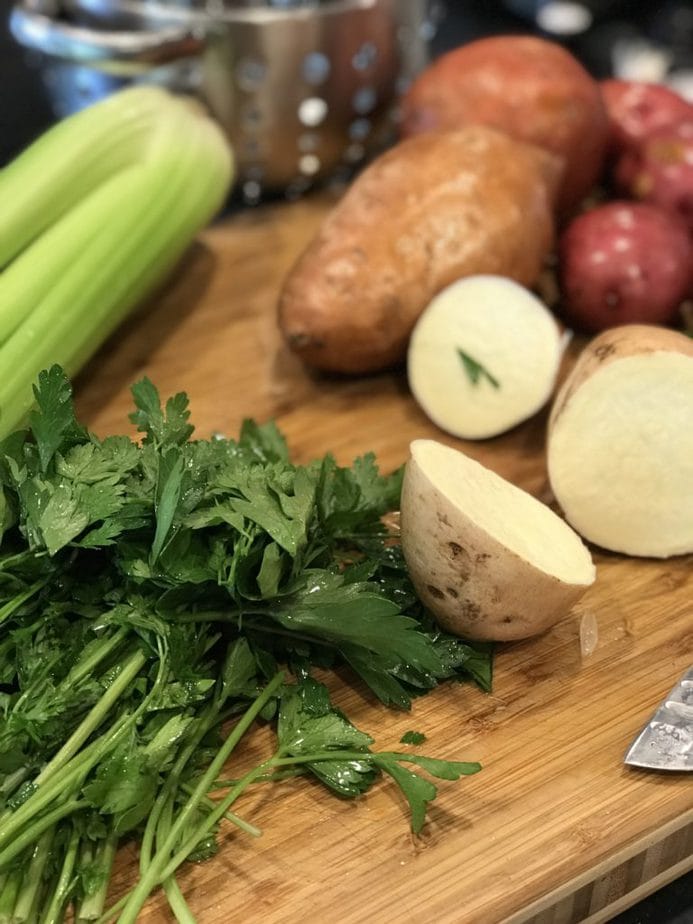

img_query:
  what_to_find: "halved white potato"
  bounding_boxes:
[407,275,566,439]
[401,439,596,641]
[548,325,693,558]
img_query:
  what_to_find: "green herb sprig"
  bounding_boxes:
[0,366,489,922]
[457,348,501,389]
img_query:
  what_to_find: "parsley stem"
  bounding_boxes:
[0,549,47,571]
[272,751,371,765]
[155,797,196,924]
[10,829,53,922]
[76,832,118,922]
[0,867,21,923]
[0,766,28,798]
[0,800,85,870]
[35,648,146,786]
[94,892,129,924]
[178,784,261,838]
[157,757,275,884]
[41,823,80,924]
[162,876,195,924]
[0,709,134,847]
[65,626,130,687]
[139,698,224,877]
[0,576,49,626]
[117,670,285,924]
[210,767,305,788]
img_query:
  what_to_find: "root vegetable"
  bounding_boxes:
[614,120,693,232]
[400,440,596,642]
[278,126,558,374]
[400,35,609,213]
[407,275,566,439]
[600,79,693,155]
[558,202,691,333]
[547,325,693,558]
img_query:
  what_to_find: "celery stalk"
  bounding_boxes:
[0,88,233,437]
[0,88,193,268]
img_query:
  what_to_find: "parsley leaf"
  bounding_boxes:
[238,419,289,464]
[129,378,194,448]
[151,448,184,564]
[400,730,426,746]
[29,365,87,472]
[374,753,481,833]
[457,348,501,389]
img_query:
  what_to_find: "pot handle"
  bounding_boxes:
[10,0,210,66]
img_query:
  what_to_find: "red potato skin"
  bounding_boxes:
[400,35,609,214]
[601,79,693,155]
[614,120,693,233]
[558,201,691,333]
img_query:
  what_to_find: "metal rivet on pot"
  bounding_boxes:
[298,154,321,175]
[235,57,267,91]
[348,118,372,140]
[298,97,328,127]
[344,143,365,163]
[302,52,331,86]
[242,180,262,203]
[352,86,376,114]
[352,42,378,71]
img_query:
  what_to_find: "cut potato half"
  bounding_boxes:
[401,439,596,641]
[407,275,566,439]
[548,325,693,557]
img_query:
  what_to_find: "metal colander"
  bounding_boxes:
[10,0,444,201]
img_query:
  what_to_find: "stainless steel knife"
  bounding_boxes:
[624,666,693,771]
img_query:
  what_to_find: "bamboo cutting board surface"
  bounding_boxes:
[74,194,692,924]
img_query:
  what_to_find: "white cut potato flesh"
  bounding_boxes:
[401,439,596,641]
[548,324,693,558]
[407,275,566,439]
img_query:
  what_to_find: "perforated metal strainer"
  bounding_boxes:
[11,0,444,201]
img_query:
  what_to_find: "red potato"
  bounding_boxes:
[614,120,693,233]
[558,201,691,333]
[400,35,609,213]
[600,79,693,155]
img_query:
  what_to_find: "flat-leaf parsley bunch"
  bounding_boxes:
[0,367,490,923]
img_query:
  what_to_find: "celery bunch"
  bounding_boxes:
[0,87,233,437]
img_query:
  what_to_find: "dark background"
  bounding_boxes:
[1,2,691,919]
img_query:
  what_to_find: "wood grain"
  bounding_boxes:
[73,194,692,923]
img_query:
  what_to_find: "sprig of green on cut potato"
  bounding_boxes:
[407,275,567,440]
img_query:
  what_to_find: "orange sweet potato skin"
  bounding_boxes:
[278,126,558,374]
[400,35,609,214]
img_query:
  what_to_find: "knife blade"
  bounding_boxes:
[624,666,693,771]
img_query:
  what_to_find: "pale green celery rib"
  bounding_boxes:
[0,86,175,269]
[0,91,233,438]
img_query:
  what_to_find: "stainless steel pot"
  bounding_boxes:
[10,0,442,200]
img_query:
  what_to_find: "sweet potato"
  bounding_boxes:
[400,35,609,213]
[278,127,559,374]
[547,325,693,557]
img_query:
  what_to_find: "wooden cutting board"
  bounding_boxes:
[74,193,692,924]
